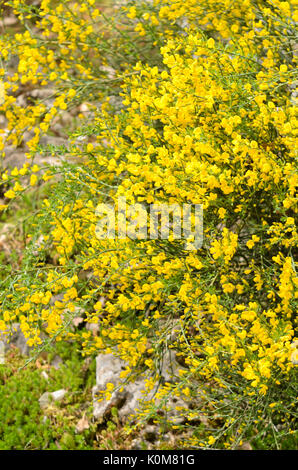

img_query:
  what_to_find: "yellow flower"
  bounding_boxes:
[246,240,255,249]
[30,174,38,186]
[207,38,215,48]
[4,189,15,199]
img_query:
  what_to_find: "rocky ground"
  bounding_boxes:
[0,324,190,449]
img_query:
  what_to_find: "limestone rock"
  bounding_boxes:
[92,351,184,422]
[92,353,129,419]
[39,392,51,409]
[39,389,67,408]
[0,323,31,356]
[51,389,67,401]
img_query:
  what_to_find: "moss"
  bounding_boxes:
[0,345,95,450]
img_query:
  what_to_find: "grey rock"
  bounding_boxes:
[92,353,129,420]
[93,351,186,422]
[39,392,51,409]
[41,371,49,381]
[51,389,67,401]
[93,387,127,419]
[85,322,100,334]
[0,323,31,356]
[117,379,147,420]
[95,353,126,386]
[159,349,179,383]
[3,146,26,169]
[131,439,143,450]
[51,355,63,370]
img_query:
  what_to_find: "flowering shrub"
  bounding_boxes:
[0,0,297,448]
